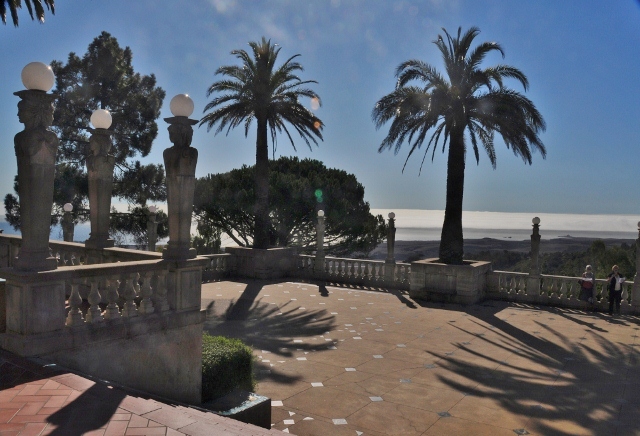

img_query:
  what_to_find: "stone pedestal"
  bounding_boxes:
[226,247,295,279]
[409,258,492,305]
[163,117,198,261]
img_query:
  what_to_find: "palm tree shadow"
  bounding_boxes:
[204,280,338,385]
[414,300,640,435]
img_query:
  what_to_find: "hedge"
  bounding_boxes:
[202,333,256,402]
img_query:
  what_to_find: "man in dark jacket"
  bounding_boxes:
[607,265,624,315]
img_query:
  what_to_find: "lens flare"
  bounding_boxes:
[313,121,321,129]
[310,97,320,110]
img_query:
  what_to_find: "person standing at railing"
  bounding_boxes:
[578,265,595,310]
[607,265,625,315]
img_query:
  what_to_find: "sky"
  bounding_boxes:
[2,0,640,221]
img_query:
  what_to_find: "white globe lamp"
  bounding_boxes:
[63,203,73,212]
[149,205,157,214]
[90,109,112,129]
[388,212,395,219]
[170,94,194,117]
[21,62,55,92]
[318,210,324,217]
[532,217,540,225]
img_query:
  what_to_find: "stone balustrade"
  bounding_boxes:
[296,254,411,290]
[0,234,161,269]
[201,253,233,282]
[488,270,636,313]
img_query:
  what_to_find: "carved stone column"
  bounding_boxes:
[631,222,640,313]
[147,206,158,252]
[385,212,397,282]
[61,203,74,242]
[314,210,325,274]
[163,95,198,261]
[527,216,542,294]
[13,74,59,271]
[85,111,115,250]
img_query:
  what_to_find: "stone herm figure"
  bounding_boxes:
[163,94,198,261]
[85,109,115,250]
[13,88,59,271]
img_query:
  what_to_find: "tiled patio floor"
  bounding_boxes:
[203,280,640,436]
[0,349,274,435]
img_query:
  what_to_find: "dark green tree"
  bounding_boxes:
[109,206,168,249]
[200,37,323,249]
[373,27,546,264]
[1,0,54,26]
[4,31,167,234]
[193,157,386,257]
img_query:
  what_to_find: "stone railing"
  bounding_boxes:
[295,254,411,290]
[0,234,161,268]
[201,253,233,282]
[487,271,636,313]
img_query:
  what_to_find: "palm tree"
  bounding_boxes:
[373,27,546,264]
[200,37,324,249]
[1,0,54,26]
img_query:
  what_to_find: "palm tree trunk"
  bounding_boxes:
[254,116,270,249]
[439,130,465,264]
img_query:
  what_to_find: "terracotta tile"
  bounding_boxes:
[0,408,19,423]
[127,414,149,428]
[18,422,48,436]
[37,407,63,416]
[0,422,24,432]
[7,414,49,423]
[40,380,61,391]
[124,427,167,435]
[11,396,51,403]
[118,397,162,416]
[84,429,106,436]
[142,407,196,429]
[104,419,129,436]
[165,429,185,436]
[15,402,46,416]
[34,389,73,397]
[16,385,41,396]
[55,374,95,392]
[110,413,132,421]
[0,401,24,410]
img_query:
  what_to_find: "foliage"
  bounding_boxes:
[201,333,255,402]
[192,215,222,255]
[200,37,323,249]
[109,206,168,249]
[193,156,387,257]
[1,0,54,26]
[373,26,546,264]
[4,32,166,237]
[472,240,636,279]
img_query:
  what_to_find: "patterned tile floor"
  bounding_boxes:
[203,280,640,436]
[0,348,274,435]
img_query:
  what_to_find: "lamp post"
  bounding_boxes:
[61,203,74,242]
[314,210,325,274]
[147,205,158,252]
[13,62,59,271]
[85,109,115,250]
[163,94,198,261]
[386,212,396,264]
[527,217,542,294]
[631,222,640,313]
[385,212,397,283]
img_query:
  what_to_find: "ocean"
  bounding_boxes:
[1,210,638,244]
[370,209,639,241]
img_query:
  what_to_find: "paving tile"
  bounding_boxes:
[17,422,48,436]
[124,427,167,435]
[142,406,197,429]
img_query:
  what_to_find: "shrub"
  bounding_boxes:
[202,333,256,402]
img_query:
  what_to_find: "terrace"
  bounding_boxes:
[2,62,640,435]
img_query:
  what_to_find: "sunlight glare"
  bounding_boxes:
[310,97,320,111]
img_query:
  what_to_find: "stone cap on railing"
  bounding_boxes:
[0,256,209,282]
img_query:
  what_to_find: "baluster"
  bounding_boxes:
[138,271,155,315]
[516,276,524,294]
[66,280,85,326]
[103,277,121,319]
[508,276,516,294]
[85,278,104,323]
[559,280,567,300]
[121,273,139,317]
[621,283,630,307]
[348,261,354,279]
[154,270,170,313]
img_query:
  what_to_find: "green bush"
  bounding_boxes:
[202,333,256,402]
